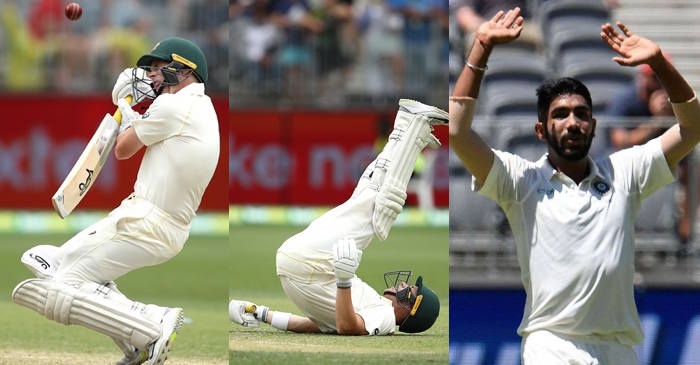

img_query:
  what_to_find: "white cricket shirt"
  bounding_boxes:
[276,186,396,335]
[351,277,397,336]
[131,83,219,225]
[474,137,674,346]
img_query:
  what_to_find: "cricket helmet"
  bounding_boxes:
[384,271,440,333]
[137,37,208,85]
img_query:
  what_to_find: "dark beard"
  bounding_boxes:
[545,128,594,161]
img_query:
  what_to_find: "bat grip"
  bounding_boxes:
[113,95,134,125]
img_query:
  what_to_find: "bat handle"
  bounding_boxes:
[113,95,134,125]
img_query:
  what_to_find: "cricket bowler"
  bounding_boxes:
[12,37,219,365]
[450,7,700,364]
[230,100,445,336]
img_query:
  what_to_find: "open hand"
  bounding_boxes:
[601,22,663,67]
[476,7,524,47]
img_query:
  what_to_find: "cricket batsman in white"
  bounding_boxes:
[450,7,700,364]
[230,100,445,336]
[12,37,220,365]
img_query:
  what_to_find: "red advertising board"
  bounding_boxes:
[0,95,228,211]
[230,110,449,207]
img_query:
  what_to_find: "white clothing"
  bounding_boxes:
[278,275,395,335]
[276,178,396,335]
[132,82,219,225]
[54,195,189,286]
[522,330,638,365]
[474,137,674,346]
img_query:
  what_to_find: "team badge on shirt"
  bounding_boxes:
[593,180,610,195]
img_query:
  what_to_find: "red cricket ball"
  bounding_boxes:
[65,2,82,21]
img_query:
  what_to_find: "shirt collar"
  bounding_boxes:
[536,154,607,183]
[175,82,205,95]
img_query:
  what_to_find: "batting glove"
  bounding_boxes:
[229,299,260,327]
[116,99,140,134]
[111,68,152,106]
[332,238,362,288]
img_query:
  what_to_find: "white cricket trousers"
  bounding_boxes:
[522,330,639,365]
[53,194,189,286]
[276,171,378,332]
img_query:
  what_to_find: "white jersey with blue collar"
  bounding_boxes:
[473,137,674,346]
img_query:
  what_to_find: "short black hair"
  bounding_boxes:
[536,77,593,124]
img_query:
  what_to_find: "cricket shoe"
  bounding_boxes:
[115,348,147,365]
[398,99,448,126]
[229,299,261,327]
[147,307,184,365]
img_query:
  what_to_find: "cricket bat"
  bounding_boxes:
[51,95,133,218]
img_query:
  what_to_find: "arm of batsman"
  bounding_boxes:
[112,68,153,106]
[332,238,362,288]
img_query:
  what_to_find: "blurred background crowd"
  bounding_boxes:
[0,0,228,94]
[229,0,449,108]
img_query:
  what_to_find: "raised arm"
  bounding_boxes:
[449,7,524,185]
[601,22,699,167]
[332,239,368,336]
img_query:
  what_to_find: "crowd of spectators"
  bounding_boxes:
[0,0,228,94]
[229,0,449,108]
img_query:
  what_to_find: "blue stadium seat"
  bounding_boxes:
[449,175,504,231]
[482,82,539,117]
[483,51,549,86]
[538,0,609,38]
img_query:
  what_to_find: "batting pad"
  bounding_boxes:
[21,244,59,279]
[12,279,160,349]
[372,99,444,240]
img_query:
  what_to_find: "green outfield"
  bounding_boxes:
[0,233,228,365]
[229,225,449,365]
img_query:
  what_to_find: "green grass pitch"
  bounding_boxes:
[229,225,449,365]
[0,233,228,365]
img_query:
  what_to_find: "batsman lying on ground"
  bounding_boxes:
[12,37,220,365]
[230,100,445,336]
[450,7,700,364]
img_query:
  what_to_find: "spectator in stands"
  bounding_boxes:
[449,0,538,93]
[0,0,228,94]
[239,0,281,93]
[453,0,524,35]
[356,0,405,98]
[313,0,355,103]
[0,1,53,90]
[96,0,152,90]
[389,0,444,98]
[607,64,670,148]
[453,0,539,48]
[270,0,323,99]
[188,0,228,91]
[606,60,694,252]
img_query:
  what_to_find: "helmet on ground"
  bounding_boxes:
[384,271,440,333]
